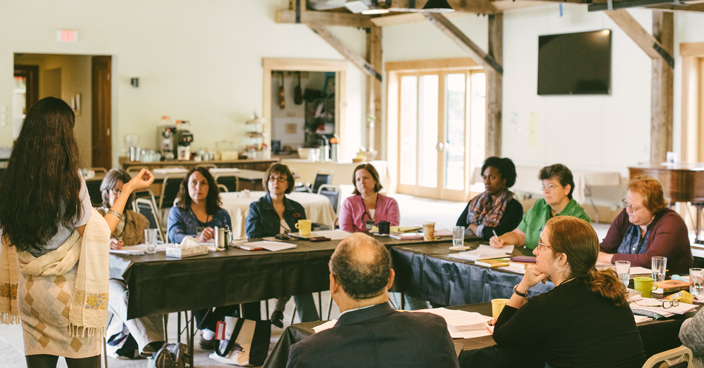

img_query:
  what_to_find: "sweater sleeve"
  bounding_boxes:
[680,308,704,357]
[167,207,189,244]
[480,199,524,241]
[493,301,544,348]
[384,196,400,226]
[610,212,689,268]
[600,209,629,253]
[339,197,355,232]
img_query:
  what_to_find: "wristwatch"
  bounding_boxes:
[513,284,528,298]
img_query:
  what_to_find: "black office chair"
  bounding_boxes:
[295,171,333,194]
[215,175,239,193]
[135,198,166,243]
[317,184,340,214]
[85,180,103,206]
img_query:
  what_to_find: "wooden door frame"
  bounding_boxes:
[262,58,348,158]
[91,55,112,170]
[13,64,39,112]
[680,42,704,163]
[386,58,482,200]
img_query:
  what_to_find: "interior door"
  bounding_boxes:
[91,56,112,169]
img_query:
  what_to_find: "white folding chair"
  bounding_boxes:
[642,346,693,368]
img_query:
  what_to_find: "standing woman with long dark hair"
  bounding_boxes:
[0,97,154,368]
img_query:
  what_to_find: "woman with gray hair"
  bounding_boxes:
[97,169,150,249]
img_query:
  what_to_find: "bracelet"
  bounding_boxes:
[513,284,528,298]
[108,209,124,220]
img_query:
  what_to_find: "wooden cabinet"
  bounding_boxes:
[120,158,278,172]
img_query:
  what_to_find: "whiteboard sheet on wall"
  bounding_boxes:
[272,117,305,147]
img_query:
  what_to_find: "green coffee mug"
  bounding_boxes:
[633,276,658,298]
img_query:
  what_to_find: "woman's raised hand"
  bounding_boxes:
[126,169,155,192]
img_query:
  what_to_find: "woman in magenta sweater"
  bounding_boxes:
[339,164,400,232]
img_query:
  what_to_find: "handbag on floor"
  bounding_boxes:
[148,343,188,368]
[208,316,271,366]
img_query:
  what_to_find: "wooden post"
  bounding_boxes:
[486,14,503,158]
[366,26,383,157]
[650,10,673,163]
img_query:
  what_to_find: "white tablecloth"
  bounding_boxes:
[221,191,336,239]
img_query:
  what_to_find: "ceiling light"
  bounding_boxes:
[422,0,455,12]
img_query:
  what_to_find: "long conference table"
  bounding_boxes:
[109,235,693,368]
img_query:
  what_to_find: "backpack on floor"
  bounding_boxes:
[148,343,188,368]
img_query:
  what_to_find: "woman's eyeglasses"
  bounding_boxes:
[621,199,644,212]
[270,176,288,183]
[536,242,552,251]
[634,299,679,309]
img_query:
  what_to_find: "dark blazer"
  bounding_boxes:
[245,193,307,239]
[456,198,523,241]
[286,303,459,368]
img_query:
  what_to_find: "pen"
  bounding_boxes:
[492,230,499,239]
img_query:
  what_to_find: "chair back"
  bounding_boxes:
[642,346,693,368]
[159,176,183,210]
[215,175,239,193]
[317,184,340,214]
[312,171,333,193]
[218,184,228,193]
[91,167,108,174]
[135,198,165,243]
[85,179,103,206]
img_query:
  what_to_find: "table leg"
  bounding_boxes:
[318,292,322,320]
[189,311,195,368]
[177,312,181,343]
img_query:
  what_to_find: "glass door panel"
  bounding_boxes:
[418,74,439,188]
[399,76,418,186]
[445,73,466,191]
[470,72,486,172]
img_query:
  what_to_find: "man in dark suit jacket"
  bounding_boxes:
[286,233,459,368]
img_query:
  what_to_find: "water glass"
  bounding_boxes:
[144,229,157,255]
[615,260,630,287]
[651,256,667,282]
[690,268,704,296]
[452,226,465,247]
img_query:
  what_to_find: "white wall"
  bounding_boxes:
[0,0,367,166]
[382,6,704,175]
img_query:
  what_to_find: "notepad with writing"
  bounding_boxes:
[448,245,514,261]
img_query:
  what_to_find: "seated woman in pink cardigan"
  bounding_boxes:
[339,164,400,232]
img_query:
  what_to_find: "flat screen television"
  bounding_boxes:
[538,29,612,95]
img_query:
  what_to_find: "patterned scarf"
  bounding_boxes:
[0,208,110,337]
[616,224,650,255]
[466,190,514,228]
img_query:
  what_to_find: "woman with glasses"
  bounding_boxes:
[598,176,692,274]
[245,163,319,328]
[490,164,590,250]
[456,157,523,240]
[98,169,165,359]
[339,164,399,232]
[492,216,646,368]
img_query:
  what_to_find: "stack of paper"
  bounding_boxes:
[415,308,493,339]
[630,297,697,318]
[448,245,515,261]
[245,241,297,252]
[312,320,337,333]
[629,267,652,275]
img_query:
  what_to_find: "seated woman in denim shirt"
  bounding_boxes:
[245,163,320,328]
[167,167,255,350]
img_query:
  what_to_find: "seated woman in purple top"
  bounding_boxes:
[339,164,399,232]
[598,176,692,275]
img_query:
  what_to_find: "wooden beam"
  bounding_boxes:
[650,10,674,163]
[308,24,382,81]
[277,10,375,28]
[366,26,383,156]
[647,3,704,12]
[388,0,497,14]
[486,13,503,157]
[370,11,472,27]
[605,9,673,68]
[424,13,503,74]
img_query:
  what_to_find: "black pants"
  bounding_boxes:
[194,302,261,331]
[26,354,100,368]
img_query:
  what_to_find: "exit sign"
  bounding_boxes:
[57,30,77,43]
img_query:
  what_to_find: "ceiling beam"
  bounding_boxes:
[370,11,472,27]
[276,9,375,28]
[308,24,383,81]
[589,0,674,11]
[647,3,704,12]
[423,13,503,74]
[388,0,498,13]
[605,9,674,68]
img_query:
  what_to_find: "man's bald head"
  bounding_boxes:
[329,233,392,300]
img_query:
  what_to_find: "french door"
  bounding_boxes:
[396,70,486,201]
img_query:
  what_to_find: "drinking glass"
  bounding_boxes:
[615,260,630,287]
[452,226,465,248]
[690,268,704,296]
[145,229,157,255]
[651,256,667,282]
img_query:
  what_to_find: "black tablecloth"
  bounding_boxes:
[262,302,695,368]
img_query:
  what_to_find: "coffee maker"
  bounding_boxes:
[157,125,177,160]
[176,130,194,160]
